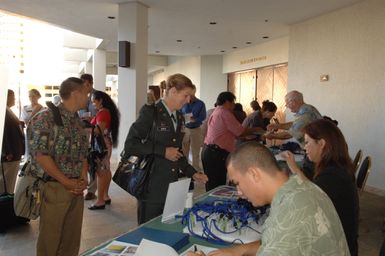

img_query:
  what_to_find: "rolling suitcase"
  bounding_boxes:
[0,162,29,232]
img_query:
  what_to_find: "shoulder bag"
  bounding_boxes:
[113,106,157,199]
[88,124,108,178]
[90,124,108,159]
[13,162,44,220]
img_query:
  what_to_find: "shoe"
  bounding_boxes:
[84,192,96,200]
[104,199,111,205]
[88,204,105,210]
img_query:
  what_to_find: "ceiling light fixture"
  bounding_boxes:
[262,36,269,39]
[209,22,217,25]
[107,16,115,19]
[176,39,182,42]
[232,46,238,49]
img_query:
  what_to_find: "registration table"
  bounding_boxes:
[81,187,230,256]
[81,152,303,255]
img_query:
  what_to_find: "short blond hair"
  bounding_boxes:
[165,74,195,94]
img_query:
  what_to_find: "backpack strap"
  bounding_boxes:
[46,101,63,126]
[37,102,64,181]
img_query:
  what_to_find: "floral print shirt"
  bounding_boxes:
[257,175,350,256]
[289,103,322,146]
[27,104,88,178]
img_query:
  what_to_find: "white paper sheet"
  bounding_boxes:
[161,178,191,223]
[134,239,178,256]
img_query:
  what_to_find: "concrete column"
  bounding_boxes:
[85,61,93,74]
[117,2,148,152]
[0,64,9,154]
[93,49,106,91]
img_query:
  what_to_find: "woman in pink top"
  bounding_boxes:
[202,91,265,191]
[88,90,120,210]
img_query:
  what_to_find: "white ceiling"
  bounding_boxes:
[0,0,362,57]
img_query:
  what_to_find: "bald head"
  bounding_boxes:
[227,142,282,176]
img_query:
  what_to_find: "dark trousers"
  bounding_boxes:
[137,200,164,225]
[201,144,229,191]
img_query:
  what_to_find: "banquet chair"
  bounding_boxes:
[352,149,362,175]
[356,156,371,193]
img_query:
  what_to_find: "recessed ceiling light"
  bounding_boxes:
[262,36,269,39]
[107,16,115,19]
[246,42,252,44]
[232,46,238,49]
[209,22,217,25]
[176,39,182,42]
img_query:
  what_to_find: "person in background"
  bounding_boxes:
[232,103,246,123]
[79,73,98,201]
[202,92,265,191]
[265,90,321,146]
[181,88,206,171]
[250,99,261,112]
[147,89,156,105]
[52,95,61,106]
[241,100,277,143]
[1,89,25,194]
[281,119,359,255]
[20,88,44,125]
[201,103,216,140]
[188,142,350,256]
[28,77,89,256]
[88,90,120,210]
[122,73,208,224]
[79,73,97,118]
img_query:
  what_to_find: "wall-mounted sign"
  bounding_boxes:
[240,56,267,65]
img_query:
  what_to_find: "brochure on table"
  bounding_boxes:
[134,239,217,256]
[89,240,138,256]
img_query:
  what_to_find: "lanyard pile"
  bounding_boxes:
[177,198,269,245]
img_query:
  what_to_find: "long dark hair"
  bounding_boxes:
[303,119,354,178]
[92,90,120,147]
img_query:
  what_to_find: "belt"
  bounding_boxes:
[185,125,201,129]
[205,144,229,154]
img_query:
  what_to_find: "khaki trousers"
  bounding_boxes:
[0,160,20,194]
[37,182,84,256]
[182,127,203,171]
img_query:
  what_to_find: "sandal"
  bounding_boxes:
[88,204,106,210]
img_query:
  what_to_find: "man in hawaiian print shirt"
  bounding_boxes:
[265,90,322,146]
[28,77,89,256]
[187,142,349,256]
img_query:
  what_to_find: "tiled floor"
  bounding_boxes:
[1,154,384,255]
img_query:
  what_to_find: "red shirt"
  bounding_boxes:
[204,106,244,152]
[91,108,111,129]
